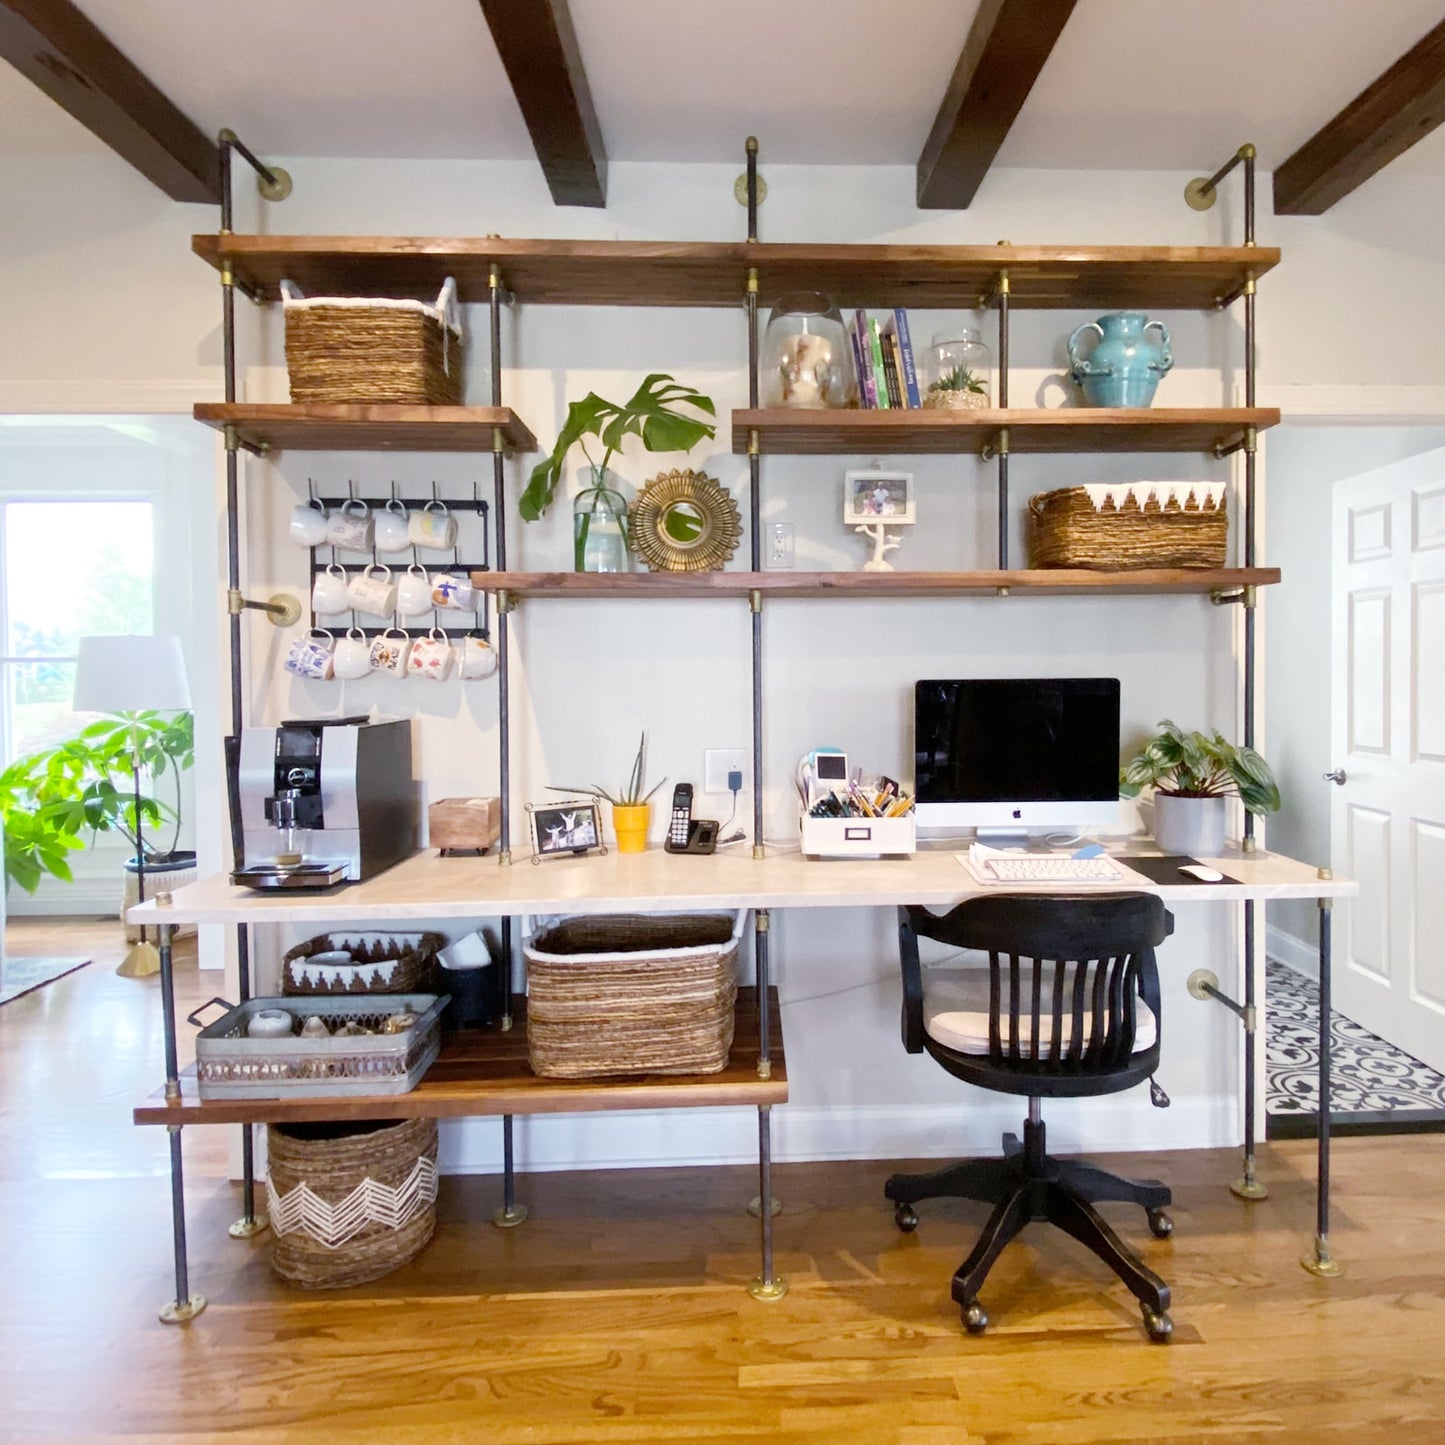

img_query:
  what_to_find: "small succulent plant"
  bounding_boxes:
[928,365,986,395]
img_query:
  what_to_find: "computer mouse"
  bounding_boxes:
[1178,863,1224,883]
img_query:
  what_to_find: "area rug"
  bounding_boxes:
[0,956,92,1006]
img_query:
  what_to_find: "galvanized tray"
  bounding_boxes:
[189,993,445,1099]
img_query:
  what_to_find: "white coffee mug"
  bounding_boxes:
[369,628,411,676]
[347,563,397,615]
[327,497,374,551]
[373,498,412,553]
[311,563,349,614]
[333,627,372,680]
[285,630,335,680]
[397,563,433,617]
[289,497,329,548]
[457,634,497,679]
[408,499,457,550]
[407,628,454,681]
[431,571,476,611]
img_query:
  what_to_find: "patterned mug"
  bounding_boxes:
[326,497,374,551]
[347,563,397,615]
[431,571,476,611]
[368,628,411,676]
[408,499,457,550]
[407,628,454,681]
[457,634,497,679]
[285,630,335,680]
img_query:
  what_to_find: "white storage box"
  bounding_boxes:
[801,813,916,859]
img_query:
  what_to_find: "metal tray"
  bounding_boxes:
[189,993,445,1099]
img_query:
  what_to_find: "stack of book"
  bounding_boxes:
[849,309,922,410]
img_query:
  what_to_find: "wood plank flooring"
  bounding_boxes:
[3,918,1445,1443]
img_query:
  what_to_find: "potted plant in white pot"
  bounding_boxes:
[1119,719,1279,856]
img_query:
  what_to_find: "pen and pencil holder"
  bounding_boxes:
[800,810,916,859]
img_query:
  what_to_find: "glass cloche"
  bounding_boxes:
[761,293,857,409]
[923,330,992,410]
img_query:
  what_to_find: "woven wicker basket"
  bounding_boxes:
[282,932,444,996]
[1029,482,1228,569]
[525,912,745,1079]
[281,278,463,405]
[267,1117,437,1289]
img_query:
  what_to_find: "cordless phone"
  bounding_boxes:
[664,783,718,855]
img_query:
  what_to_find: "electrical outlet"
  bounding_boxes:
[703,748,748,794]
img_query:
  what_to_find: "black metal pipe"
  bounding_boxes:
[1242,898,1257,1164]
[219,129,283,190]
[746,137,759,244]
[755,911,771,1067]
[1317,903,1333,1246]
[503,1113,517,1215]
[757,1105,774,1283]
[997,284,1010,568]
[1244,150,1256,248]
[237,923,258,1223]
[1200,149,1247,198]
[997,454,1010,571]
[168,1126,193,1308]
[752,607,763,849]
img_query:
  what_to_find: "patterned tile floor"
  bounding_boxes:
[1266,958,1445,1118]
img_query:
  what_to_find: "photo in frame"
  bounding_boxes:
[843,469,915,525]
[526,800,607,865]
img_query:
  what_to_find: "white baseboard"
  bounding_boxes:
[7,880,119,916]
[1267,925,1318,981]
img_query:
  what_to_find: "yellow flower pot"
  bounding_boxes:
[611,804,651,853]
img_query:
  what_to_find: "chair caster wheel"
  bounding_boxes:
[1142,1305,1173,1343]
[893,1203,918,1233]
[1147,1208,1174,1239]
[961,1301,988,1335]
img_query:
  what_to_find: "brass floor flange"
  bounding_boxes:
[746,1276,788,1301]
[1230,1176,1269,1201]
[1301,1250,1343,1278]
[228,1215,269,1239]
[492,1204,530,1229]
[747,1195,781,1218]
[159,1295,207,1324]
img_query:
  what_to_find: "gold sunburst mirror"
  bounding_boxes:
[629,469,742,573]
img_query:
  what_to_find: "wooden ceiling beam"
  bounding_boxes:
[476,0,606,208]
[1274,18,1445,215]
[917,0,1077,210]
[0,0,218,203]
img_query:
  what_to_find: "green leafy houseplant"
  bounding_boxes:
[547,732,666,808]
[1119,719,1280,815]
[0,709,195,894]
[519,373,716,568]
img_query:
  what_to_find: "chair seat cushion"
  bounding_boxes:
[922,965,1157,1057]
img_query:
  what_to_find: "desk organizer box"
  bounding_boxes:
[1028,482,1228,569]
[267,1116,438,1289]
[801,812,916,859]
[192,994,445,1099]
[524,911,745,1078]
[280,277,463,405]
[282,931,445,996]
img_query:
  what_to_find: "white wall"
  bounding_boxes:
[6,148,1445,1170]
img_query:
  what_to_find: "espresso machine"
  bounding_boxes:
[232,718,418,889]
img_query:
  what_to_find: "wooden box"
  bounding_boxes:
[428,797,501,853]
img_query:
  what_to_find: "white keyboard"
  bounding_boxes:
[982,855,1126,884]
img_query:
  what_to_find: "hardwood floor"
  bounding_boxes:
[3,918,1445,1443]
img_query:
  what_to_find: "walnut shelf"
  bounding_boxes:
[193,235,1277,311]
[193,403,537,454]
[732,407,1278,456]
[471,569,1280,600]
[135,989,785,1127]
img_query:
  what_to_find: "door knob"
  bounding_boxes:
[1323,768,1347,786]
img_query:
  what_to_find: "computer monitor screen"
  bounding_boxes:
[913,677,1121,839]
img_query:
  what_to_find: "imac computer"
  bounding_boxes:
[913,677,1121,844]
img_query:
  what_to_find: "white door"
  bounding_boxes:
[1331,448,1445,1072]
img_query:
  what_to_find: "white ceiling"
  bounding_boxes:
[2,0,1444,180]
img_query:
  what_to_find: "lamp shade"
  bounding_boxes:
[72,635,191,714]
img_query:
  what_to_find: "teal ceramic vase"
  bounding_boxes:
[1067,312,1173,407]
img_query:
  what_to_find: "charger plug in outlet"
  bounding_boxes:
[703,748,748,794]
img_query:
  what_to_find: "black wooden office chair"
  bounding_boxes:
[885,893,1176,1342]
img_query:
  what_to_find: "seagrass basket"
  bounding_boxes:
[1029,482,1227,569]
[280,277,463,405]
[524,912,745,1078]
[267,1117,438,1289]
[282,931,444,996]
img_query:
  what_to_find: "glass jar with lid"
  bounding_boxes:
[923,330,992,410]
[761,292,857,409]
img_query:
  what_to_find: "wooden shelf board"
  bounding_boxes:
[472,568,1280,600]
[134,989,785,1126]
[193,236,1278,311]
[731,407,1279,455]
[193,403,537,454]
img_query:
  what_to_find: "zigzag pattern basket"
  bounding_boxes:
[282,932,444,996]
[267,1117,438,1289]
[1029,482,1228,569]
[525,912,744,1078]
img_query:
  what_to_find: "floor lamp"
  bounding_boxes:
[72,635,192,978]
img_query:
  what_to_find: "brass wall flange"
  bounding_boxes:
[257,165,292,202]
[1184,176,1217,211]
[735,172,767,208]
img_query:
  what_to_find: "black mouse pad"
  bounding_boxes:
[1122,854,1241,887]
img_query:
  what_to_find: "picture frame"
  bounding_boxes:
[843,469,915,525]
[526,800,607,865]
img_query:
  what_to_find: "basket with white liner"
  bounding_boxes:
[523,911,746,1078]
[280,277,463,405]
[1028,482,1227,569]
[281,931,444,996]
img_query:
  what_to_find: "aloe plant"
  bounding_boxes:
[519,373,716,523]
[547,732,667,808]
[927,364,986,395]
[1119,719,1279,815]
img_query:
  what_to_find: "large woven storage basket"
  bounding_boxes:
[1029,482,1227,569]
[282,931,444,996]
[281,277,463,405]
[267,1117,438,1288]
[524,912,745,1078]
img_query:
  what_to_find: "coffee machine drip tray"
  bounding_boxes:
[231,862,349,891]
